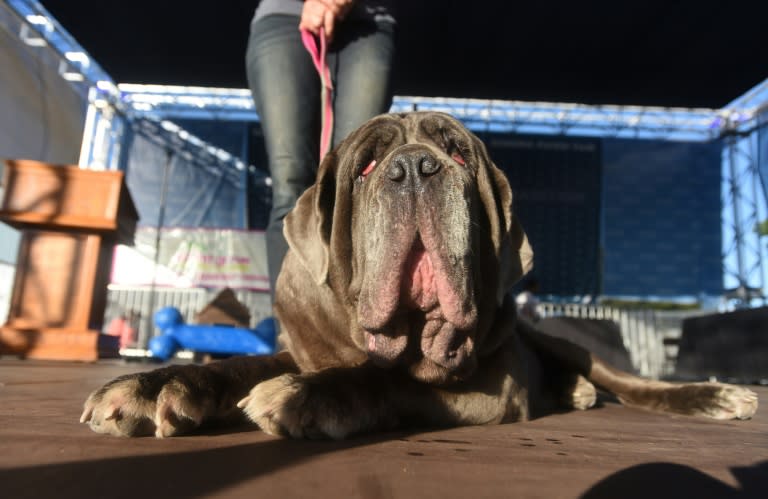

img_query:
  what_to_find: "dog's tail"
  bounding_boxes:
[516,319,758,420]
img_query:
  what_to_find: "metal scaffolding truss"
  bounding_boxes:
[119,84,257,122]
[391,97,725,142]
[118,84,725,142]
[721,81,768,306]
[722,131,766,301]
[5,0,768,304]
[4,0,112,85]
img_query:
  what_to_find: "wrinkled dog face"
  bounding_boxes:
[284,112,530,385]
[332,113,522,384]
[347,114,477,380]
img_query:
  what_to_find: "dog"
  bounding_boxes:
[82,111,758,439]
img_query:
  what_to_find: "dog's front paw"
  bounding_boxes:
[238,373,361,440]
[238,374,309,438]
[698,383,758,420]
[81,374,155,437]
[564,375,597,411]
[81,367,215,437]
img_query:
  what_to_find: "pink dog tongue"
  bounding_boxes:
[364,243,436,366]
[402,242,438,309]
[364,239,476,366]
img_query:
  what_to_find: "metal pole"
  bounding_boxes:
[727,132,747,306]
[141,148,173,349]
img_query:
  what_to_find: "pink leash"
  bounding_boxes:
[301,27,334,160]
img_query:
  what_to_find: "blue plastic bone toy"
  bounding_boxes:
[149,306,276,360]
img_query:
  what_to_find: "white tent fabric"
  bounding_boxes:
[0,2,87,165]
[0,2,89,322]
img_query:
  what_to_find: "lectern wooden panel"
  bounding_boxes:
[0,159,138,361]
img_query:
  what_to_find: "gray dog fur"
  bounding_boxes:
[82,112,758,439]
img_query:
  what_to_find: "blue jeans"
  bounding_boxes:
[246,14,395,300]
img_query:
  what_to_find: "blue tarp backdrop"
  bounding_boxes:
[489,134,603,297]
[122,119,251,229]
[485,134,722,298]
[602,139,723,297]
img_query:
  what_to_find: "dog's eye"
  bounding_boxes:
[360,159,377,180]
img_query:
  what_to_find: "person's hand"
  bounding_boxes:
[299,0,355,41]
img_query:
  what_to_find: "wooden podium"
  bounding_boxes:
[0,159,138,361]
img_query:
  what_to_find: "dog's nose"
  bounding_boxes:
[387,151,440,182]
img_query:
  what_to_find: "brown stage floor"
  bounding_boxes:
[0,359,766,499]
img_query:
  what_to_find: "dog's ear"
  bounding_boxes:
[472,134,534,304]
[283,149,339,285]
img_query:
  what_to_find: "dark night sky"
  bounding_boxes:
[41,0,768,108]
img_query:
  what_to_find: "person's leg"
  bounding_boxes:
[329,21,396,146]
[245,15,320,301]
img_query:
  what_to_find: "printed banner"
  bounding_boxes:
[111,227,269,291]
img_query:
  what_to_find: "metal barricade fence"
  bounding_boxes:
[104,285,272,355]
[105,286,694,377]
[537,303,669,379]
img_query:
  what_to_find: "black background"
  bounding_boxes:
[41,0,768,108]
